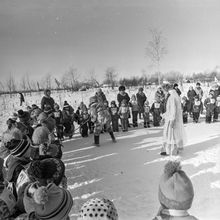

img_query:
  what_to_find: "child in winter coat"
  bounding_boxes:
[118,99,130,132]
[62,101,75,138]
[153,161,198,220]
[192,96,203,123]
[130,94,139,127]
[182,96,190,124]
[204,92,216,123]
[110,101,119,132]
[214,95,220,122]
[143,100,151,128]
[53,103,64,140]
[150,99,162,127]
[76,102,90,137]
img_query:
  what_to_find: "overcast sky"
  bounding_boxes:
[1,0,220,83]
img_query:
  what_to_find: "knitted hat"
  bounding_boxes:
[78,198,118,220]
[32,126,50,145]
[158,161,194,210]
[6,139,31,158]
[2,127,23,144]
[24,182,73,220]
[17,110,30,121]
[54,103,60,109]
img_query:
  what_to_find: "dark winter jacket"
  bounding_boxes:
[136,92,147,112]
[182,100,190,113]
[41,96,55,111]
[187,90,197,101]
[117,93,130,106]
[204,98,215,114]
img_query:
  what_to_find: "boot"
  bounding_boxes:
[94,135,100,147]
[109,131,116,143]
[144,122,147,128]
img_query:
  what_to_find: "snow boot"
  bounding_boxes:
[94,135,100,147]
[109,131,116,143]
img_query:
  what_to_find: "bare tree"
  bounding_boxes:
[6,74,16,97]
[104,67,117,89]
[45,73,52,89]
[20,75,27,92]
[61,67,79,91]
[88,69,100,87]
[146,28,167,85]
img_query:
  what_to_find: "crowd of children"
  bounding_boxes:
[181,82,220,124]
[0,83,218,219]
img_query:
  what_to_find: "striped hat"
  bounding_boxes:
[6,139,31,158]
[24,182,73,220]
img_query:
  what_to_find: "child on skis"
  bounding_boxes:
[118,99,130,132]
[110,100,119,132]
[192,96,203,123]
[130,94,139,127]
[143,100,151,128]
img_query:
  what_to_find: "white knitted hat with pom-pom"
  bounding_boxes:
[158,160,194,210]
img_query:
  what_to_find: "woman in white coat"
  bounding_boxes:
[160,83,186,156]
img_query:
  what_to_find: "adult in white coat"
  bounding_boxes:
[160,83,186,156]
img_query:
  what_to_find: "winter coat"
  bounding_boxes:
[110,107,119,119]
[194,87,203,100]
[182,100,190,113]
[162,90,186,150]
[155,90,165,102]
[187,90,197,101]
[204,98,216,115]
[41,96,55,111]
[53,110,63,125]
[130,100,139,112]
[192,101,203,113]
[150,102,163,114]
[136,92,147,113]
[118,106,130,119]
[117,93,130,106]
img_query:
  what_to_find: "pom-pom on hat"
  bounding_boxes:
[158,161,194,210]
[32,126,50,145]
[78,198,118,220]
[24,182,73,220]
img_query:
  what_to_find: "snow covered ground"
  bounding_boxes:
[0,83,219,220]
[62,119,220,220]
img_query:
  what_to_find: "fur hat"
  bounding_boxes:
[24,182,73,219]
[6,139,31,158]
[118,85,125,91]
[27,158,65,185]
[138,87,144,92]
[158,161,194,210]
[32,126,50,145]
[2,127,23,144]
[17,110,30,121]
[78,197,118,220]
